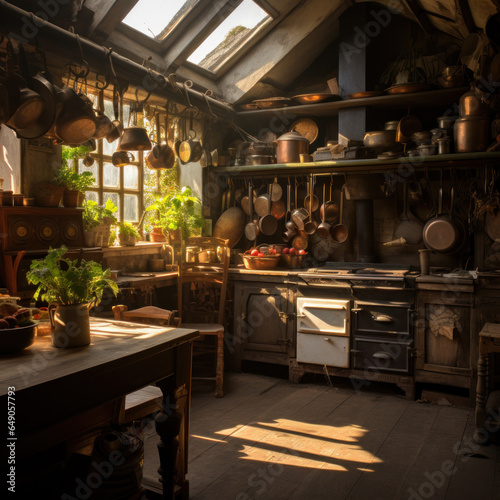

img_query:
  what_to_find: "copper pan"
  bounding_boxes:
[5,45,56,139]
[53,86,97,145]
[258,184,278,236]
[245,182,259,241]
[320,177,339,223]
[331,188,348,243]
[396,115,422,144]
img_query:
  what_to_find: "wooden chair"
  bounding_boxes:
[176,237,230,398]
[475,323,500,443]
[112,305,181,327]
[111,305,181,425]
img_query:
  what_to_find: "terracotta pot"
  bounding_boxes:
[34,183,65,207]
[49,303,90,348]
[150,227,167,242]
[63,189,84,208]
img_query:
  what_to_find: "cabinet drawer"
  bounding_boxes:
[353,301,411,336]
[297,332,349,367]
[351,338,412,373]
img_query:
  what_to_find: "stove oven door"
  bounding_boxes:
[296,298,350,368]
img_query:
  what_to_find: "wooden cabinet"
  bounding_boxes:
[414,283,475,395]
[229,278,296,371]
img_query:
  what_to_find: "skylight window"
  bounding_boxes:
[122,0,198,40]
[187,0,271,72]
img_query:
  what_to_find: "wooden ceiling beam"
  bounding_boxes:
[89,0,138,38]
[456,0,477,33]
[400,0,434,35]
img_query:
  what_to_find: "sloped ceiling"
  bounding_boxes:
[4,0,500,104]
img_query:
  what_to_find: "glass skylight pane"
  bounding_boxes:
[187,0,270,72]
[122,0,198,40]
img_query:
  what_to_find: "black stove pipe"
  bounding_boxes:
[355,199,376,263]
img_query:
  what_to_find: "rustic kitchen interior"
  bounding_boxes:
[1,0,500,498]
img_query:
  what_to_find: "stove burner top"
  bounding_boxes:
[306,262,411,278]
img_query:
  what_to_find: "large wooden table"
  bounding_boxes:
[0,317,199,499]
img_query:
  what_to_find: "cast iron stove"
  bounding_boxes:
[298,262,414,290]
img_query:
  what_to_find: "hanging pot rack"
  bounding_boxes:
[0,0,236,122]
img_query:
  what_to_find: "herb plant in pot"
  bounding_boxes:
[118,222,140,246]
[26,246,119,348]
[82,199,118,247]
[55,163,96,208]
[146,186,204,243]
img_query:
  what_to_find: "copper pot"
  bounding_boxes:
[276,131,309,163]
[459,90,491,118]
[112,150,134,167]
[454,117,491,152]
[53,86,97,145]
[117,126,152,151]
[146,144,175,170]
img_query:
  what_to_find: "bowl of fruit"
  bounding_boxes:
[280,247,307,268]
[0,308,38,353]
[241,246,281,270]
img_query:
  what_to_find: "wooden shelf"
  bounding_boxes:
[236,87,468,119]
[212,152,500,176]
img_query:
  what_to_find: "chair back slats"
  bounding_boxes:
[177,237,230,326]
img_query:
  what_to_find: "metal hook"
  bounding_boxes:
[74,34,90,78]
[182,80,193,109]
[167,73,179,93]
[203,90,218,122]
[135,87,151,112]
[95,73,110,90]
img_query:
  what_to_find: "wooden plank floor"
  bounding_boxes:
[142,373,500,499]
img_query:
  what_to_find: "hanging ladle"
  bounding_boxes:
[304,175,318,235]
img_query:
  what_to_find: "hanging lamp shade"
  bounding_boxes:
[116,126,152,151]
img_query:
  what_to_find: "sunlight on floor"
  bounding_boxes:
[203,418,382,471]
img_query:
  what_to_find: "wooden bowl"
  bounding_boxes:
[0,322,37,353]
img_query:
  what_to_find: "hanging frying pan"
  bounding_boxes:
[422,188,464,254]
[5,44,55,139]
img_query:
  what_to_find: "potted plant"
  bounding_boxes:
[146,186,204,243]
[82,199,118,247]
[117,221,140,246]
[55,163,96,208]
[26,245,119,348]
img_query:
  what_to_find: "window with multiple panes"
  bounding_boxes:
[73,94,170,225]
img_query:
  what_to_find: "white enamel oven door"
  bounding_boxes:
[296,297,350,335]
[296,298,350,367]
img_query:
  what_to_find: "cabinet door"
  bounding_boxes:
[415,291,473,377]
[237,284,291,354]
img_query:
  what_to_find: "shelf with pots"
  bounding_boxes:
[236,87,469,119]
[212,151,500,176]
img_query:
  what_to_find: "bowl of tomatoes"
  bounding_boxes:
[279,247,307,268]
[241,246,281,270]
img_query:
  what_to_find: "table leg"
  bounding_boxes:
[155,377,182,500]
[215,330,224,398]
[474,350,488,443]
